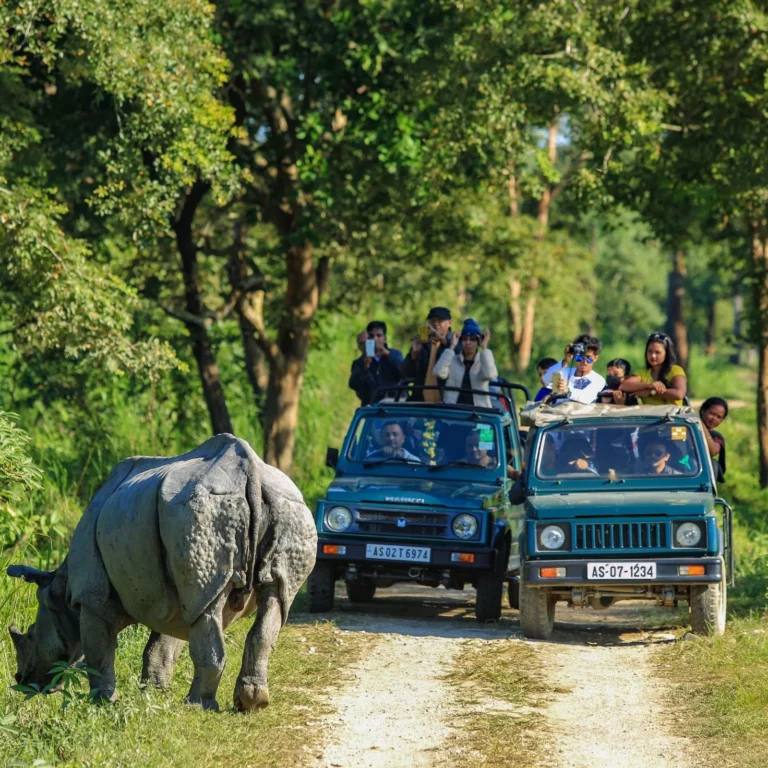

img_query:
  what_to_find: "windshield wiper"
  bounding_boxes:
[363,456,423,468]
[428,460,485,472]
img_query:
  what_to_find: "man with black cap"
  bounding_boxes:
[401,307,455,401]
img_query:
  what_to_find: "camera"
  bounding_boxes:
[568,342,586,360]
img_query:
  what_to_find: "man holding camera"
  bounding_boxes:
[348,321,404,405]
[542,335,606,405]
[401,307,456,401]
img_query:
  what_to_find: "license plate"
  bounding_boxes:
[587,562,657,580]
[365,544,431,563]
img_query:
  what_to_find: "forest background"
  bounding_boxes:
[1,0,767,612]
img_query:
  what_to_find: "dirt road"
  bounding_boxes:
[308,584,693,768]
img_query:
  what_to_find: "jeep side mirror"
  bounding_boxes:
[325,447,339,469]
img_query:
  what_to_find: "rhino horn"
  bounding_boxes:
[7,565,55,587]
[8,625,23,646]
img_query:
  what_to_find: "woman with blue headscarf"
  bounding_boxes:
[434,318,498,408]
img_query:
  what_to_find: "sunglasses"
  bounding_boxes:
[574,355,595,364]
[648,332,669,342]
[644,447,667,459]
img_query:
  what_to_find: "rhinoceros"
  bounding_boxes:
[7,434,317,711]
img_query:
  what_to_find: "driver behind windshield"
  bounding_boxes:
[366,421,422,462]
[558,438,598,474]
[641,437,680,475]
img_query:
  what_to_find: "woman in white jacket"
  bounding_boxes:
[434,318,498,407]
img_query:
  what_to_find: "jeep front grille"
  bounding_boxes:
[574,522,667,551]
[355,509,448,537]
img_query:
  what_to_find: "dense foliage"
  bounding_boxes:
[0,1,766,557]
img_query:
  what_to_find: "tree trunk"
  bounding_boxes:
[730,293,744,365]
[259,242,326,474]
[508,277,523,370]
[227,220,269,408]
[510,119,557,372]
[751,226,768,488]
[507,172,519,218]
[507,276,537,372]
[173,182,233,436]
[666,248,690,371]
[536,121,558,230]
[705,301,716,356]
[263,356,305,472]
[240,295,270,398]
[518,278,538,371]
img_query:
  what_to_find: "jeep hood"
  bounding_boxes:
[325,476,502,510]
[528,491,713,519]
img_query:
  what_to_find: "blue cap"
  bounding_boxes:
[460,318,483,339]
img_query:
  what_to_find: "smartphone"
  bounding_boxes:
[365,339,376,357]
[551,371,562,390]
[419,324,430,342]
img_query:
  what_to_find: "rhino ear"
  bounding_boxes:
[9,625,23,646]
[7,565,55,588]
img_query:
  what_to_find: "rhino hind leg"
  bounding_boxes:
[81,608,119,703]
[141,632,185,690]
[233,585,281,712]
[186,591,227,712]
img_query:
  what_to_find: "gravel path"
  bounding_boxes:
[308,585,693,768]
[321,631,459,768]
[538,639,692,767]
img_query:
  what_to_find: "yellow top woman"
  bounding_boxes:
[620,332,688,406]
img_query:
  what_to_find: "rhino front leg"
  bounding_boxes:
[80,609,119,702]
[234,585,281,712]
[141,632,185,690]
[186,591,227,711]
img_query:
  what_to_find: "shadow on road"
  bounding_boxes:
[291,582,691,645]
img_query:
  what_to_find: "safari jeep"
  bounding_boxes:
[514,402,733,640]
[308,385,526,622]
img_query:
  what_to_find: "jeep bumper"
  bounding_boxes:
[315,537,497,571]
[524,556,723,586]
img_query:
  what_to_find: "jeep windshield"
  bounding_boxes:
[535,421,702,480]
[346,415,500,471]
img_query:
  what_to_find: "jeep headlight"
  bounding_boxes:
[325,506,353,532]
[539,525,566,550]
[452,514,478,540]
[675,522,702,547]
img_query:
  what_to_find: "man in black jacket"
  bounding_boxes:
[349,321,404,405]
[401,307,455,401]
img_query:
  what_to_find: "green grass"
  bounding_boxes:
[0,569,364,767]
[657,616,768,767]
[443,639,546,766]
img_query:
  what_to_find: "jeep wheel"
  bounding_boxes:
[689,574,726,636]
[345,579,376,603]
[507,580,520,610]
[308,562,335,613]
[519,582,556,640]
[475,573,504,622]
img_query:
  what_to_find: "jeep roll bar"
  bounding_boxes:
[374,380,529,409]
[373,383,510,409]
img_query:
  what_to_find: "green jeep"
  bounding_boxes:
[308,384,526,622]
[514,401,734,639]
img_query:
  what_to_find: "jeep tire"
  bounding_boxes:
[345,579,376,603]
[507,579,520,610]
[308,562,335,613]
[689,574,726,636]
[519,582,556,639]
[475,572,504,622]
